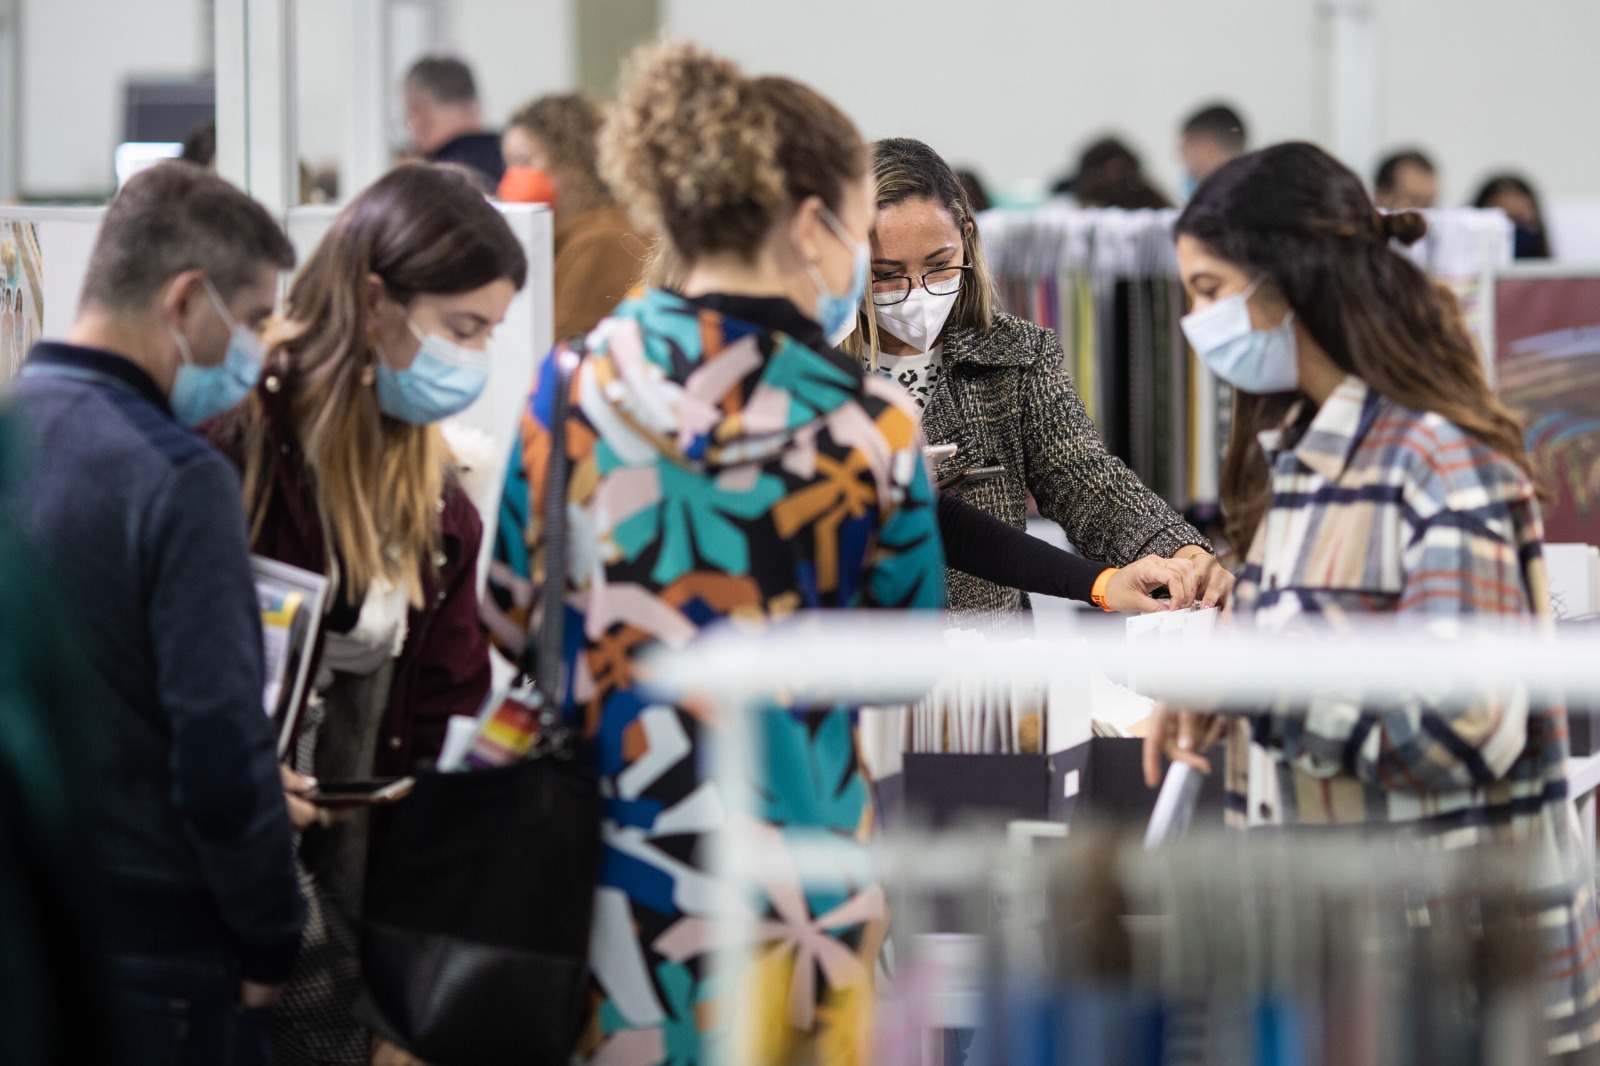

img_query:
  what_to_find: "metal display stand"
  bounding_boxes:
[341,0,392,200]
[215,0,299,218]
[645,614,1600,1066]
[214,0,421,210]
[0,0,19,202]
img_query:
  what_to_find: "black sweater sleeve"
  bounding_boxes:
[936,493,1110,604]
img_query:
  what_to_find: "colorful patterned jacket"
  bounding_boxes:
[511,290,946,1064]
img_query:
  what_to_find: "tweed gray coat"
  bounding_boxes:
[924,312,1209,620]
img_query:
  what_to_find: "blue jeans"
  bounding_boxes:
[108,946,273,1066]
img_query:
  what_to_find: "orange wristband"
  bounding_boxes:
[1090,567,1118,612]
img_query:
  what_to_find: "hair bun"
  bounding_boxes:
[1377,209,1428,247]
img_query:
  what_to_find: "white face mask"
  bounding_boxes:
[874,285,957,354]
[1180,279,1300,394]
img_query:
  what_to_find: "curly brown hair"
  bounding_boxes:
[506,92,609,199]
[599,39,865,262]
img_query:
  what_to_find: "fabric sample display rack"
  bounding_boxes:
[976,206,1513,518]
[868,829,1553,1066]
[650,615,1600,1066]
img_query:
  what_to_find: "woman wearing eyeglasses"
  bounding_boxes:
[849,139,1233,624]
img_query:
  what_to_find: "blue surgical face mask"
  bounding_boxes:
[808,207,871,347]
[375,311,491,425]
[169,279,266,425]
[1180,278,1299,394]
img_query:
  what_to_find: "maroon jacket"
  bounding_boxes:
[203,371,491,777]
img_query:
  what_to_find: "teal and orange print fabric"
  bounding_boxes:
[515,289,945,1065]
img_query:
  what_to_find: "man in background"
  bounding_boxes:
[5,163,304,1066]
[1179,103,1248,197]
[404,55,504,189]
[1374,149,1439,210]
[1056,137,1172,209]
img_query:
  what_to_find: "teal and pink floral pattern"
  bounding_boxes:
[515,291,945,1064]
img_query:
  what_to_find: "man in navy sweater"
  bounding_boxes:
[404,55,505,189]
[6,163,304,1065]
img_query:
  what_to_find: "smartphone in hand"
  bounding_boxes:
[938,465,1006,493]
[307,777,416,808]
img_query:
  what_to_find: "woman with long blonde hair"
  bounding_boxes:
[205,162,527,1066]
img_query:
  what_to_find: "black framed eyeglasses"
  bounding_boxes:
[871,265,973,306]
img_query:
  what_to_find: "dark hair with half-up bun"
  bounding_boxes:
[1376,209,1428,246]
[1177,142,1533,554]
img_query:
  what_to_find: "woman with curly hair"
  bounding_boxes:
[500,93,643,340]
[508,39,945,1066]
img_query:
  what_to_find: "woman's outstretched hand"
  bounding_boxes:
[1103,555,1196,613]
[1174,545,1234,609]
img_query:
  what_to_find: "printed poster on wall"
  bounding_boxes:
[0,222,44,385]
[1494,275,1600,544]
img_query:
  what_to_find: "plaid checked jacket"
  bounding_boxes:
[1225,375,1600,1053]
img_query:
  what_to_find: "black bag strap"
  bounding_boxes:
[524,344,582,726]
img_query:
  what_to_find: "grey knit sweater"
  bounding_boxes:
[923,313,1209,621]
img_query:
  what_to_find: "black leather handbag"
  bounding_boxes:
[359,348,601,1066]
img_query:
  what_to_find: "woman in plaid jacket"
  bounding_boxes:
[1145,142,1600,1057]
